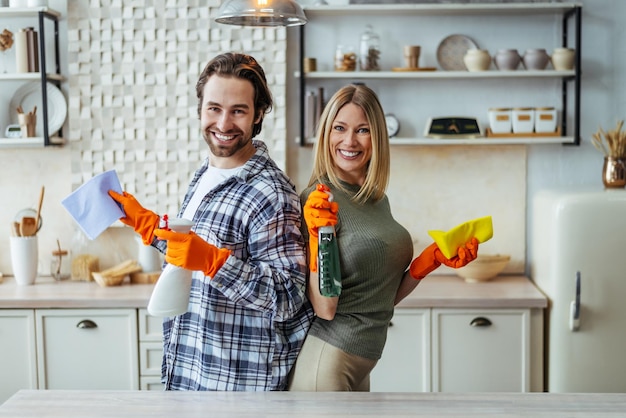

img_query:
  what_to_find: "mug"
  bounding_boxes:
[10,235,38,285]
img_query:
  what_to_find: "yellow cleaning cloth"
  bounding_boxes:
[428,216,493,259]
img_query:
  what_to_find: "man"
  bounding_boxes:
[109,52,313,391]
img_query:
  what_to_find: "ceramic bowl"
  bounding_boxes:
[456,254,511,283]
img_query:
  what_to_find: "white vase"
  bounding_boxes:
[463,49,491,72]
[551,47,575,70]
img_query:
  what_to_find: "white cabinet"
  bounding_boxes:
[370,309,431,392]
[0,310,37,403]
[35,309,139,390]
[138,308,164,390]
[294,3,581,146]
[371,307,544,393]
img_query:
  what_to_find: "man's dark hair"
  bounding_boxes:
[196,52,273,138]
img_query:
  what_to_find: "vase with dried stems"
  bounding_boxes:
[592,120,626,188]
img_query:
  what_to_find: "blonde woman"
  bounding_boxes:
[288,84,478,391]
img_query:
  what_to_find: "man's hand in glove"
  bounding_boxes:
[303,184,339,272]
[108,190,159,245]
[153,229,231,278]
[409,237,479,280]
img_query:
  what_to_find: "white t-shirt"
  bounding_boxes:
[182,165,241,221]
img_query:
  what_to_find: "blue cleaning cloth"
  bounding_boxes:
[61,170,124,240]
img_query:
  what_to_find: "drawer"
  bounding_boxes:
[138,308,163,341]
[140,376,165,391]
[140,341,163,376]
[432,308,530,392]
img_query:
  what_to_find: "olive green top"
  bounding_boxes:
[301,181,413,360]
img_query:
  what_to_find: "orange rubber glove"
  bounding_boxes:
[409,237,479,280]
[108,190,160,245]
[153,229,231,278]
[303,184,339,272]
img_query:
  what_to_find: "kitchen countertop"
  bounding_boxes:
[1,390,625,417]
[0,274,546,310]
[0,276,154,309]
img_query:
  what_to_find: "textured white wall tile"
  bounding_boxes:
[69,2,287,215]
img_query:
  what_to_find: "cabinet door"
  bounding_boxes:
[370,309,430,392]
[0,310,37,404]
[432,308,530,392]
[35,309,139,390]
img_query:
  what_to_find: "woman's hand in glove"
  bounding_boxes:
[108,190,159,245]
[437,237,479,268]
[303,184,339,272]
[409,237,479,280]
[153,229,231,278]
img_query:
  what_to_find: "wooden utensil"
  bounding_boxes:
[20,216,37,236]
[11,221,21,237]
[34,186,44,234]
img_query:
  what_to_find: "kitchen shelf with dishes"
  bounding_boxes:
[295,2,581,147]
[0,7,66,148]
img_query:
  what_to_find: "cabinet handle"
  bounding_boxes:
[469,317,492,327]
[76,319,98,329]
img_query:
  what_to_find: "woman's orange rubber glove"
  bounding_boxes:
[303,184,339,272]
[108,190,160,245]
[409,237,479,280]
[153,229,231,278]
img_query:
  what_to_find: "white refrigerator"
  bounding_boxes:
[531,188,626,392]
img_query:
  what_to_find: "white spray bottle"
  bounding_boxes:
[147,217,194,317]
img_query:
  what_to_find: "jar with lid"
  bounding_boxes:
[335,45,357,72]
[359,24,380,71]
[51,239,70,281]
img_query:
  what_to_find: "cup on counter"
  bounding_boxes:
[10,235,38,286]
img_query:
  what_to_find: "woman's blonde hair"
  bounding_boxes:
[308,84,390,204]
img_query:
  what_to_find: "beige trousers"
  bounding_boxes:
[288,335,377,391]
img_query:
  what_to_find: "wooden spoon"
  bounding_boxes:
[34,186,44,234]
[11,221,21,237]
[20,216,37,237]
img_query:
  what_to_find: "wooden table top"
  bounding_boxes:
[0,275,546,309]
[1,390,625,417]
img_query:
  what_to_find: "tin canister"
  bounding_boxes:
[512,107,535,133]
[534,107,557,133]
[488,108,512,134]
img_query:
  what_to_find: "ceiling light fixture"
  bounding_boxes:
[215,0,307,27]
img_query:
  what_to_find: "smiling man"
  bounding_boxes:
[109,52,313,391]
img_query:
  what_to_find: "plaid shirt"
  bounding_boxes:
[158,141,313,391]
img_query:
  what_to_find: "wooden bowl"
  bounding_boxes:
[455,254,511,283]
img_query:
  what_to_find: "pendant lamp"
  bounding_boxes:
[215,0,307,27]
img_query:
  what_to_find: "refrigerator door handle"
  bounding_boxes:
[569,271,581,332]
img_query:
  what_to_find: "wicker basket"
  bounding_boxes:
[92,260,142,287]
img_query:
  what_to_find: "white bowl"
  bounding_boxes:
[456,254,511,283]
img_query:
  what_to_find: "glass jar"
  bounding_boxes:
[359,24,380,71]
[51,241,70,281]
[335,44,357,71]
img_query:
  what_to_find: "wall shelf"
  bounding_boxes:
[296,2,582,147]
[0,7,64,147]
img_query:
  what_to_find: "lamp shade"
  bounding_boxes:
[215,0,307,27]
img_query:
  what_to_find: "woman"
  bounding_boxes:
[288,84,478,391]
